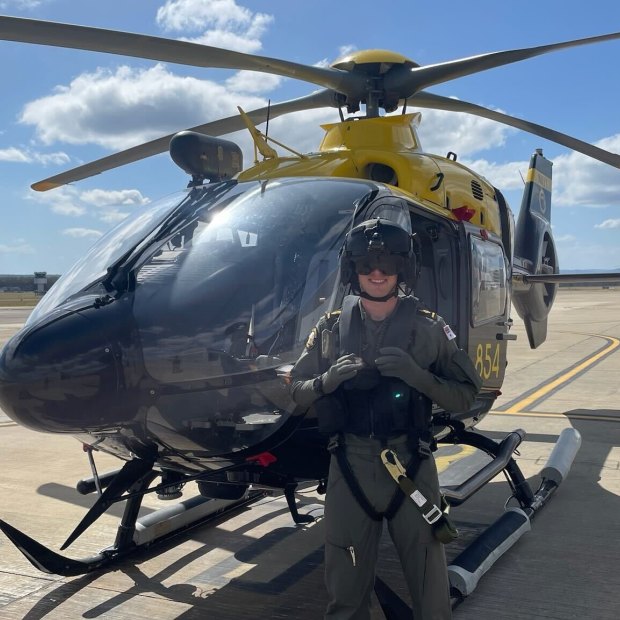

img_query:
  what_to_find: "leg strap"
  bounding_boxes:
[332,443,383,522]
[328,436,420,522]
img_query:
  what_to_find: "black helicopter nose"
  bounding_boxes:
[0,299,132,433]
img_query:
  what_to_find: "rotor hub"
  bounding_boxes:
[331,49,419,74]
[331,50,418,116]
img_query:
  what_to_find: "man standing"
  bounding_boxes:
[290,218,482,619]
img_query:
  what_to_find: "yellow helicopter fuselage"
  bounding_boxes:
[237,113,502,235]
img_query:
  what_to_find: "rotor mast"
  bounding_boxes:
[330,50,419,118]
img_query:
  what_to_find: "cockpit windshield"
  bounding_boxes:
[131,178,379,454]
[133,178,377,379]
[27,190,193,326]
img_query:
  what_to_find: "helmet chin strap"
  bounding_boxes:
[359,287,399,302]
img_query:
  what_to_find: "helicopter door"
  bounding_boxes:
[465,227,510,389]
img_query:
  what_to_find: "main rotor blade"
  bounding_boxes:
[0,15,362,96]
[32,89,340,191]
[409,91,620,169]
[387,32,620,97]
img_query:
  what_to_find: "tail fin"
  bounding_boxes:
[512,150,558,348]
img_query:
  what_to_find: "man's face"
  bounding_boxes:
[357,268,398,299]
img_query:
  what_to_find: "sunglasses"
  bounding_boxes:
[353,255,403,276]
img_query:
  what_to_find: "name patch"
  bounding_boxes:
[443,324,456,341]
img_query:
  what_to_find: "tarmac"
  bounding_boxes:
[0,288,618,619]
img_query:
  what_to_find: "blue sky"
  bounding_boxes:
[0,0,619,274]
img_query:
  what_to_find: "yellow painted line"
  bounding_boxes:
[435,444,478,473]
[504,334,620,414]
[490,410,620,423]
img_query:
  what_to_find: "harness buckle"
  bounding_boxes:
[417,439,432,459]
[422,504,443,525]
[327,435,341,454]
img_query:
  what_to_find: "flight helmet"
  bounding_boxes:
[340,218,418,300]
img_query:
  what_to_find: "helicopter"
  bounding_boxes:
[0,13,619,603]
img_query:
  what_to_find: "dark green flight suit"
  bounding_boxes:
[291,296,481,620]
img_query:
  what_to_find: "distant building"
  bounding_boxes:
[33,272,47,294]
[0,274,61,292]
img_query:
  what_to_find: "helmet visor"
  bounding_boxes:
[353,254,404,276]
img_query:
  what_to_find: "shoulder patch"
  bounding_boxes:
[305,327,319,350]
[443,324,457,341]
[417,308,437,321]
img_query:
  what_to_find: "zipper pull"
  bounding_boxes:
[347,546,356,566]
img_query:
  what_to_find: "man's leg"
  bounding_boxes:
[387,456,452,619]
[324,454,382,620]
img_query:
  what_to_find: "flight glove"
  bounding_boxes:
[375,346,425,388]
[321,353,364,393]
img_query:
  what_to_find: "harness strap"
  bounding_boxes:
[338,295,363,356]
[329,436,421,522]
[384,456,422,520]
[332,443,383,522]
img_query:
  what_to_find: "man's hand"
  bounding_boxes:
[375,347,421,387]
[322,354,365,394]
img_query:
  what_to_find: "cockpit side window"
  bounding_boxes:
[470,236,507,324]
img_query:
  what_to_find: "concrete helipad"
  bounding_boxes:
[0,288,619,619]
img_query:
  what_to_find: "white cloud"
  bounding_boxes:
[0,1,43,9]
[225,71,282,94]
[0,147,29,163]
[416,107,513,157]
[0,146,70,165]
[62,228,103,239]
[157,0,255,31]
[51,202,86,217]
[79,188,150,208]
[183,20,271,54]
[156,0,273,53]
[552,134,620,208]
[463,158,526,191]
[19,64,267,151]
[26,185,149,223]
[595,218,620,229]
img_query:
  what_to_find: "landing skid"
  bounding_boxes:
[440,425,581,599]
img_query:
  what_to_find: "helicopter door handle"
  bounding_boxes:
[430,173,444,191]
[496,333,517,341]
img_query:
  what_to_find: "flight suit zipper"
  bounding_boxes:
[327,537,357,567]
[347,546,356,566]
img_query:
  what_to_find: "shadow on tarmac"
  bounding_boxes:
[9,410,620,619]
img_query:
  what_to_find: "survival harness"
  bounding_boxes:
[318,295,435,522]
